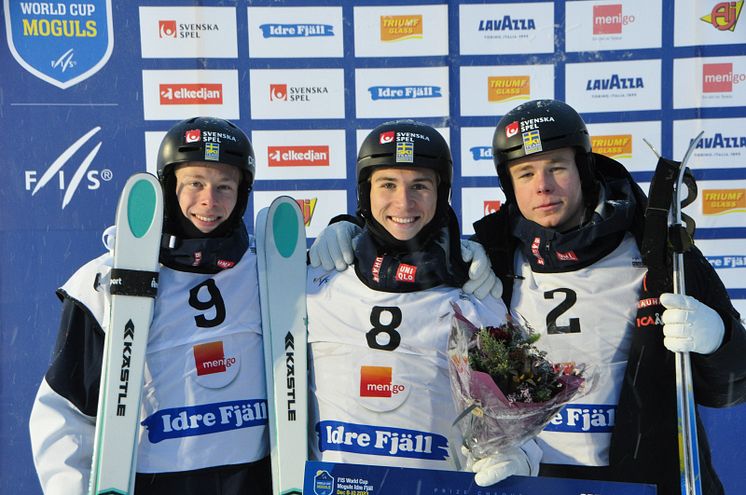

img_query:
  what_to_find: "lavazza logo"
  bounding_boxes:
[24,126,113,209]
[158,19,220,39]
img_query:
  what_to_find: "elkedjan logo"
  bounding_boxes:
[701,1,743,31]
[24,127,113,209]
[268,146,330,167]
[159,83,223,105]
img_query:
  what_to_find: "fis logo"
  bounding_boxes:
[24,126,113,209]
[703,63,746,93]
[193,341,236,376]
[592,4,635,35]
[484,200,502,216]
[159,20,177,38]
[488,76,530,103]
[51,48,76,73]
[160,83,223,105]
[380,15,422,42]
[701,1,743,32]
[295,198,318,227]
[313,470,335,495]
[360,366,405,397]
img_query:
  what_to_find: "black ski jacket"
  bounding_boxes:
[473,154,746,495]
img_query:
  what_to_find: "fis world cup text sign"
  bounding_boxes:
[4,0,113,89]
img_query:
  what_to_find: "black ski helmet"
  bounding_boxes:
[492,99,596,206]
[157,116,255,237]
[356,120,452,218]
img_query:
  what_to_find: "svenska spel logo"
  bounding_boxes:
[4,0,113,89]
[159,20,177,38]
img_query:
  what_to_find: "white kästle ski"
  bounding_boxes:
[257,196,308,495]
[89,173,163,495]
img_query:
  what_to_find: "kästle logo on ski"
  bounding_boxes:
[380,15,422,42]
[700,1,743,32]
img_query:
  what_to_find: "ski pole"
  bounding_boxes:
[670,132,704,495]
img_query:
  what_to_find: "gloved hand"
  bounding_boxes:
[460,240,502,300]
[308,221,361,271]
[660,293,725,355]
[461,440,541,487]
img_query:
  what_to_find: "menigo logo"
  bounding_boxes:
[368,85,441,100]
[483,200,502,216]
[360,366,405,397]
[380,14,422,42]
[294,198,318,227]
[192,340,240,389]
[160,83,223,105]
[700,1,743,32]
[592,4,635,35]
[487,75,530,103]
[268,145,330,167]
[4,0,113,89]
[269,83,329,102]
[591,134,633,160]
[259,22,334,38]
[702,188,746,215]
[24,127,112,209]
[703,63,746,93]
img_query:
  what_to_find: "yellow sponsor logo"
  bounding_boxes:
[591,134,633,159]
[380,15,423,42]
[487,76,530,102]
[702,189,746,215]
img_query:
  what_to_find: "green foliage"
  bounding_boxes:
[468,320,562,403]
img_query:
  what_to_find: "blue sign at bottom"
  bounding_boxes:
[304,460,656,495]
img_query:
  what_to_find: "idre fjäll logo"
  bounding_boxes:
[24,127,113,209]
[4,0,113,89]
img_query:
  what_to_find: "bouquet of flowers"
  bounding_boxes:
[448,303,590,459]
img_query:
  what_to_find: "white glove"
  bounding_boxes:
[462,440,541,487]
[460,240,502,300]
[660,293,725,355]
[308,221,361,271]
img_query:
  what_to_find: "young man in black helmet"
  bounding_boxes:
[306,120,541,485]
[471,99,746,494]
[29,117,271,494]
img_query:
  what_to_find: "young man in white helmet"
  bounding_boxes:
[29,117,272,494]
[307,120,541,486]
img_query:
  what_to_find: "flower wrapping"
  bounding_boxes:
[448,303,588,459]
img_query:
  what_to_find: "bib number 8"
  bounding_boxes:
[366,306,402,351]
